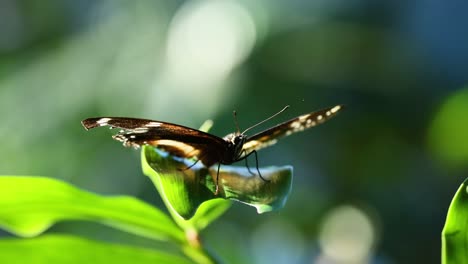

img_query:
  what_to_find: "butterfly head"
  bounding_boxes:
[233,133,246,146]
[224,133,246,146]
[223,132,247,161]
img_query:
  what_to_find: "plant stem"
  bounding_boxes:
[181,230,220,264]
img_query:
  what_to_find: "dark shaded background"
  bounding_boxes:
[1,1,468,263]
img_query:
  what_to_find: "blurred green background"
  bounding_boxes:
[1,0,467,263]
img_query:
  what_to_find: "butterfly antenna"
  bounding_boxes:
[233,110,241,134]
[242,105,290,135]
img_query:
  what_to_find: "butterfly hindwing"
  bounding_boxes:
[81,117,228,166]
[241,105,342,153]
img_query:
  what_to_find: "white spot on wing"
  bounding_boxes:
[146,122,162,127]
[331,105,341,113]
[133,127,149,133]
[298,114,310,122]
[290,121,301,129]
[97,118,111,126]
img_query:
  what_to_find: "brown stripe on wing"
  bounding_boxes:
[242,105,343,153]
[154,140,201,157]
[113,132,225,166]
[82,117,229,166]
[124,138,202,158]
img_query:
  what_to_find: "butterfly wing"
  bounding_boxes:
[81,117,228,166]
[242,105,343,153]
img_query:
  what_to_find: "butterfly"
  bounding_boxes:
[81,105,342,194]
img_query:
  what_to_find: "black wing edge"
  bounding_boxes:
[81,117,112,131]
[81,117,161,131]
[81,118,99,130]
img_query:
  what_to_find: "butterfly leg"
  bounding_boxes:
[251,150,269,182]
[242,150,255,175]
[238,150,269,182]
[215,163,221,195]
[178,158,200,171]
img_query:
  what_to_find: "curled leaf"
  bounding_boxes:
[212,166,293,214]
[142,146,293,222]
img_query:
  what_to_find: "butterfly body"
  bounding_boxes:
[81,105,343,192]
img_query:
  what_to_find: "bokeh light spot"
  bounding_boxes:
[317,205,375,263]
[428,88,468,166]
[166,0,256,86]
[250,219,306,264]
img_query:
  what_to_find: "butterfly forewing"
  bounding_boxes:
[241,105,342,153]
[82,105,342,166]
[81,117,228,166]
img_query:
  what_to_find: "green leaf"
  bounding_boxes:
[211,165,293,214]
[142,146,293,225]
[0,176,184,243]
[185,198,232,231]
[442,178,468,264]
[0,234,194,264]
[141,146,229,223]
